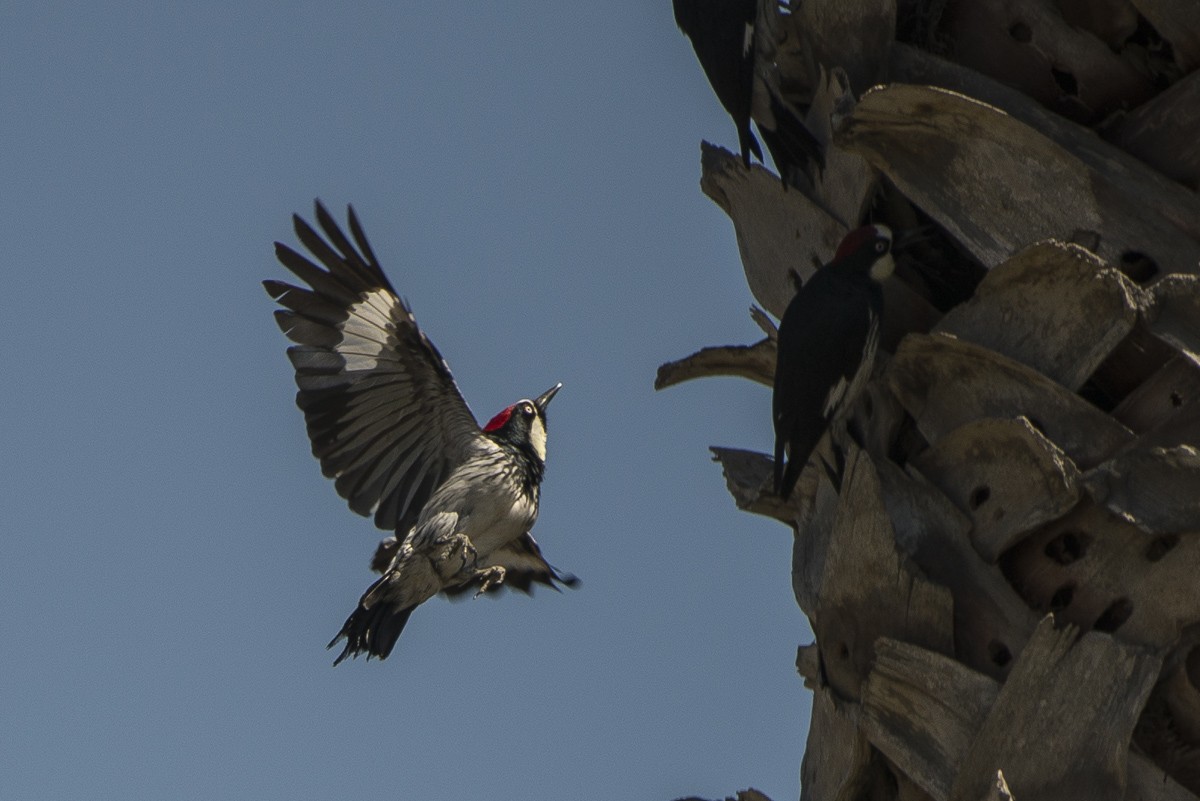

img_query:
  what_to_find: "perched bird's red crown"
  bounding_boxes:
[833,224,883,262]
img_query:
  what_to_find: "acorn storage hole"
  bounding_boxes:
[1145,534,1180,562]
[1050,582,1075,611]
[1051,67,1079,96]
[988,640,1012,668]
[969,485,990,510]
[1120,251,1159,283]
[1009,21,1032,42]
[1045,530,1088,565]
[1093,598,1133,633]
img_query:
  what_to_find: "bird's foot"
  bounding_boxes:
[473,565,507,598]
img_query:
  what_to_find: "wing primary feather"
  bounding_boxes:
[347,204,386,282]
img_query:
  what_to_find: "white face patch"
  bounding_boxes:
[742,23,754,57]
[870,252,895,281]
[337,288,396,371]
[529,415,547,463]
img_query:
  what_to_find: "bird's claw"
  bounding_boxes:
[473,565,507,598]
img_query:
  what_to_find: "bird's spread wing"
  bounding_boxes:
[442,533,578,598]
[265,201,489,535]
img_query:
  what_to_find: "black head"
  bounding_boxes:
[482,383,561,460]
[830,224,895,282]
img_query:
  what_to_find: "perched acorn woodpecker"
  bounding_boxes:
[265,201,575,664]
[773,225,895,500]
[673,0,823,183]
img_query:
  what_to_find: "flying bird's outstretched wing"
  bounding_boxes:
[264,201,490,536]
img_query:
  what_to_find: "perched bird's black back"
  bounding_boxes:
[773,226,893,500]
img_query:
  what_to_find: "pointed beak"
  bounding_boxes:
[534,383,562,414]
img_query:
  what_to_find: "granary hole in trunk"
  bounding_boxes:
[1045,530,1089,565]
[1009,22,1032,43]
[1049,582,1076,611]
[1187,645,1200,688]
[988,639,1013,668]
[1119,251,1159,283]
[969,485,990,510]
[1093,598,1133,632]
[1050,67,1079,97]
[1145,534,1180,562]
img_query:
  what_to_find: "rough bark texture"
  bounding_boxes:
[664,1,1200,799]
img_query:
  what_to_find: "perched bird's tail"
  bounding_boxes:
[774,437,803,502]
[328,577,417,665]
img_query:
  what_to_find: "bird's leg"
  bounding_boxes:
[448,534,507,596]
[473,565,507,597]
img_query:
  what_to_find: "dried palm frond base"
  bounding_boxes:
[661,1,1200,798]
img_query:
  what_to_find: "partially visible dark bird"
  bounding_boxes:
[265,201,576,665]
[773,225,894,500]
[673,0,824,183]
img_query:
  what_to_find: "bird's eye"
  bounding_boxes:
[875,240,888,253]
[522,404,535,417]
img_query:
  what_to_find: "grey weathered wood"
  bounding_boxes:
[935,241,1142,390]
[911,417,1081,562]
[1134,645,1200,796]
[942,0,1155,119]
[700,142,845,317]
[950,618,1162,801]
[1110,70,1200,190]
[1149,275,1200,361]
[708,447,793,525]
[885,47,1200,245]
[655,338,776,390]
[792,0,896,96]
[861,638,1001,801]
[796,642,820,686]
[1003,501,1200,648]
[804,66,879,230]
[1126,754,1199,801]
[1083,446,1200,535]
[800,687,876,801]
[888,334,1134,468]
[983,772,1014,801]
[1055,0,1139,49]
[792,460,840,615]
[1112,355,1200,435]
[835,84,1200,275]
[875,459,1040,679]
[862,636,1195,801]
[1129,0,1200,70]
[812,446,954,700]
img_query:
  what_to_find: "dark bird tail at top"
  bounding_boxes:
[757,89,825,187]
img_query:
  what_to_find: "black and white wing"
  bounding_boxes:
[265,201,491,535]
[442,533,579,598]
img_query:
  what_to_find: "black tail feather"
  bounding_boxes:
[758,91,825,187]
[328,601,415,666]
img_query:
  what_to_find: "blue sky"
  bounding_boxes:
[1,3,813,798]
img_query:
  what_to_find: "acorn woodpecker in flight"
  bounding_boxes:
[773,225,895,500]
[673,0,823,184]
[265,201,575,664]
